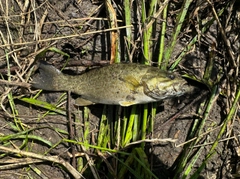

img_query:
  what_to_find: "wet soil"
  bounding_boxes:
[0,1,239,179]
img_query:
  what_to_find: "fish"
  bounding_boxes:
[31,61,192,106]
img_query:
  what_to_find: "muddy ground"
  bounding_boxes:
[0,0,239,179]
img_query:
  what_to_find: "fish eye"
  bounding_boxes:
[168,74,175,80]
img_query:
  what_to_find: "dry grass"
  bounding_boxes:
[0,0,239,178]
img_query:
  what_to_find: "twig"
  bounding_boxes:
[67,91,76,169]
[0,145,83,179]
[0,25,132,48]
[206,0,236,67]
[125,138,178,148]
[0,79,30,88]
[0,158,43,170]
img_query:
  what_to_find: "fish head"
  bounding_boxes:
[142,72,191,100]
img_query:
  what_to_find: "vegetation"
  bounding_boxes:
[0,0,239,178]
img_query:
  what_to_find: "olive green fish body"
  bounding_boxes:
[32,63,191,106]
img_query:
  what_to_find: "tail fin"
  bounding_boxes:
[32,62,64,91]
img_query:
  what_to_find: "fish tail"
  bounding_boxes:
[32,62,67,91]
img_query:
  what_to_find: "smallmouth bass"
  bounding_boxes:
[32,62,192,106]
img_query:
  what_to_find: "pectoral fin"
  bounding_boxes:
[119,76,141,91]
[75,97,95,106]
